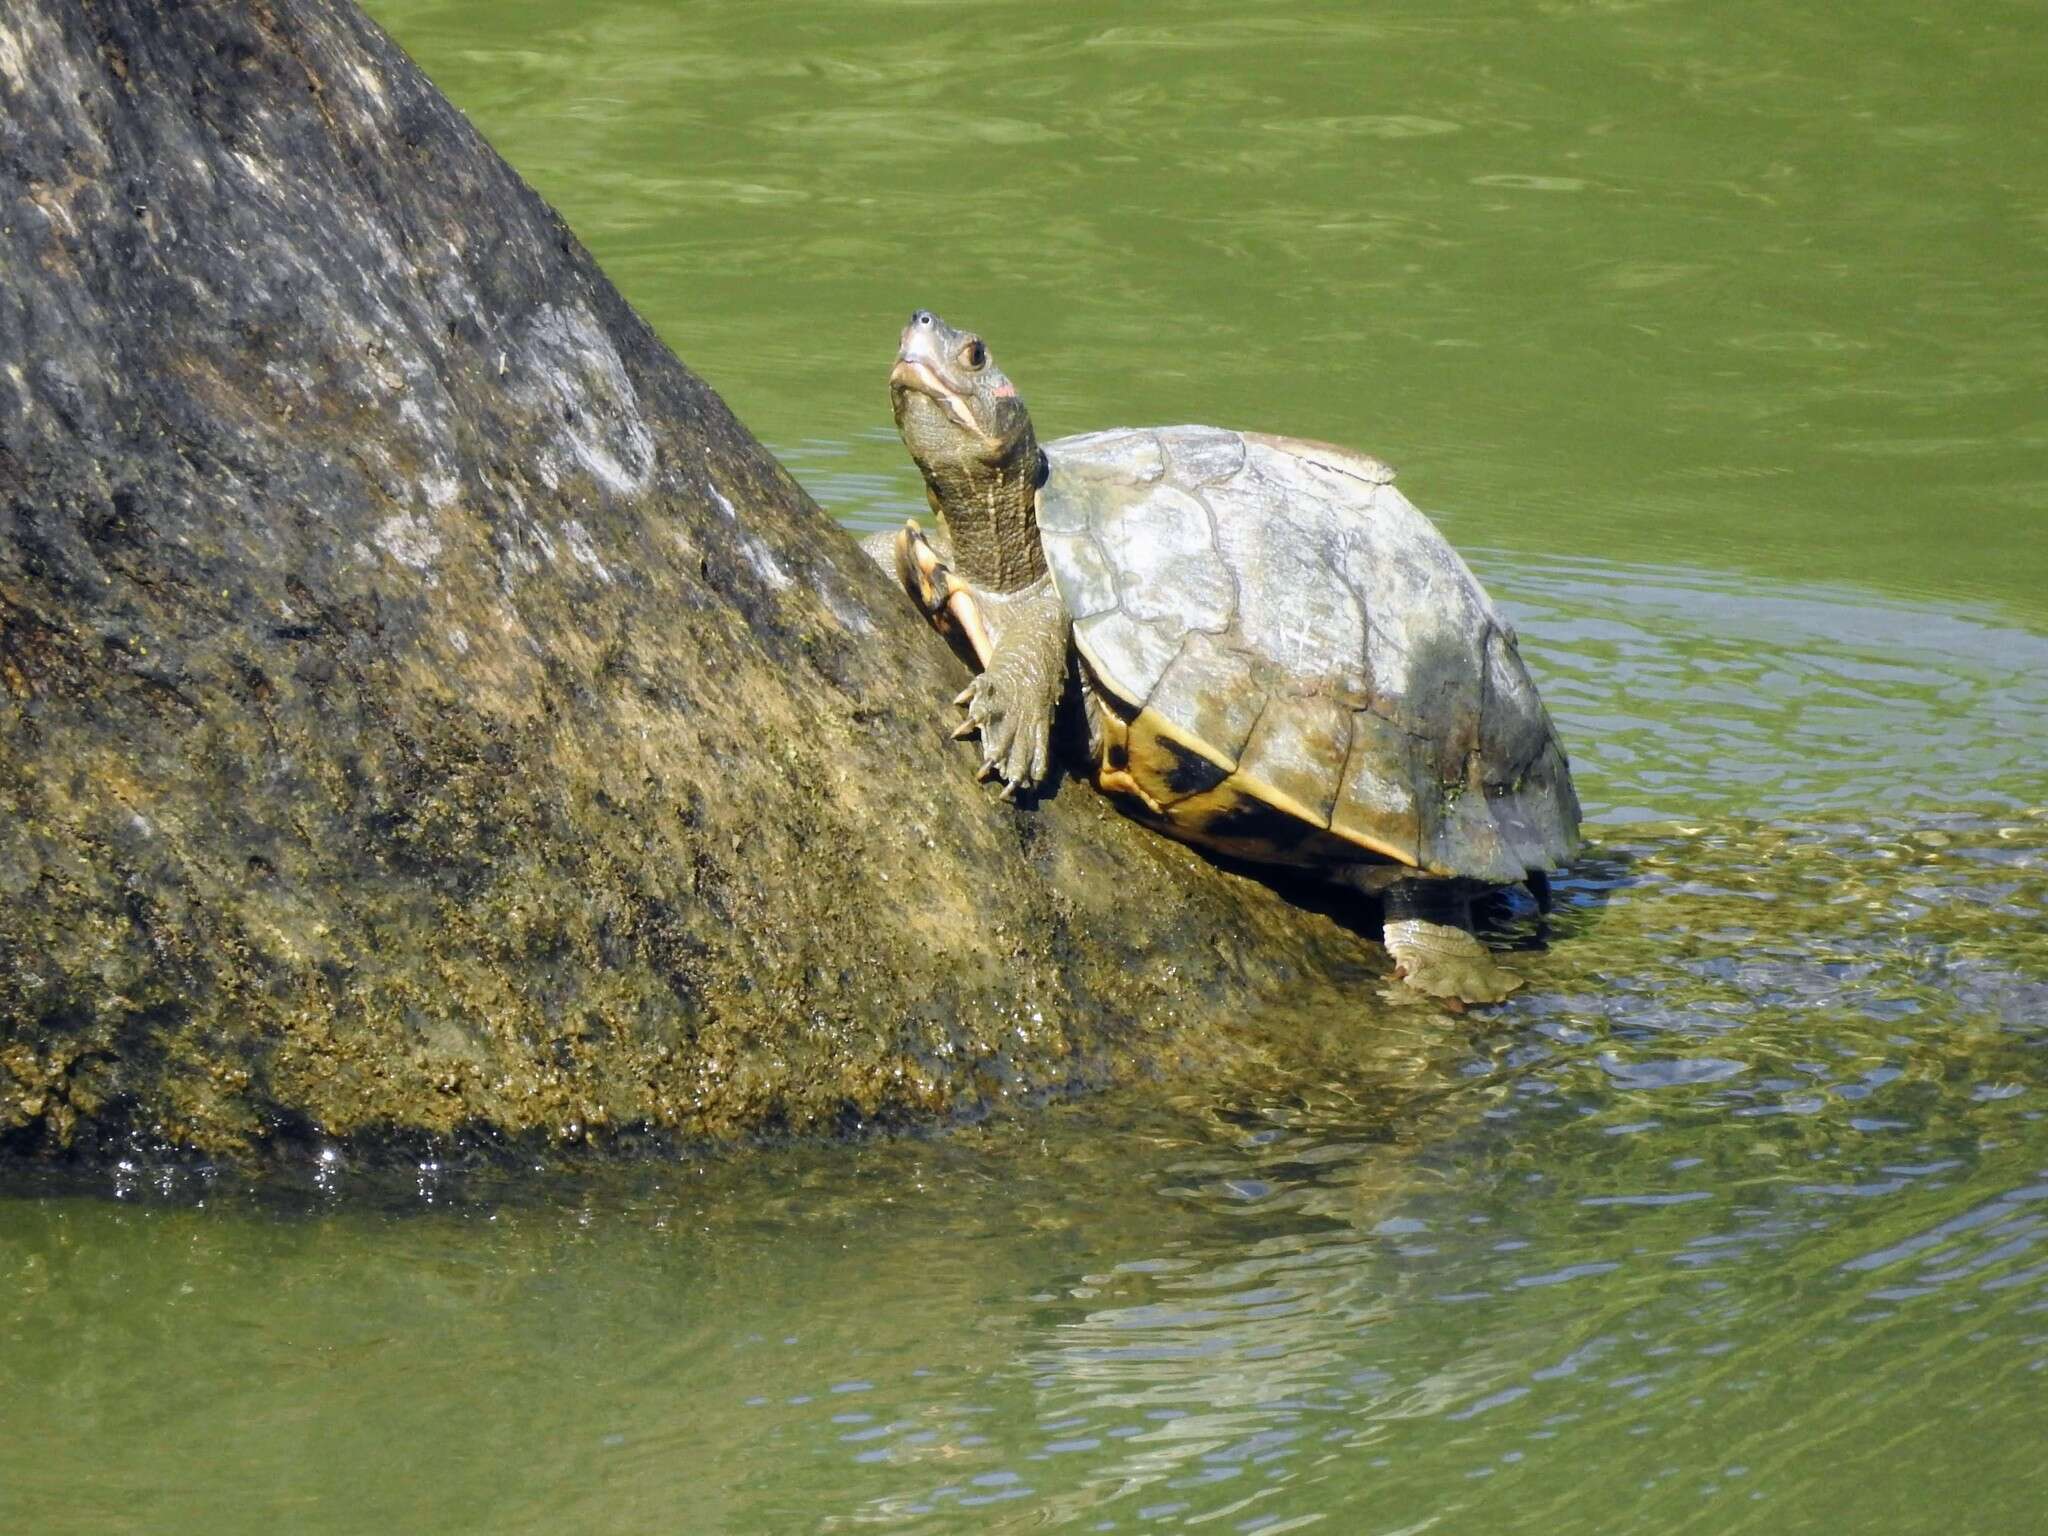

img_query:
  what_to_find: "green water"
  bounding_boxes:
[5,0,2047,1531]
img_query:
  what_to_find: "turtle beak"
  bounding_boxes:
[888,354,943,402]
[890,356,985,436]
[891,313,984,435]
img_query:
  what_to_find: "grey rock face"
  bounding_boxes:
[0,0,1368,1165]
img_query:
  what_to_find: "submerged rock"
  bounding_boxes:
[0,0,1372,1166]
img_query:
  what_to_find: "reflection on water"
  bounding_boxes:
[5,0,2046,1530]
[3,813,2041,1533]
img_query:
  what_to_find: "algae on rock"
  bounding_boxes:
[0,0,1372,1165]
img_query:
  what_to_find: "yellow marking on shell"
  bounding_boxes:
[1116,702,1422,869]
[1131,699,1235,777]
[1324,802,1425,869]
[1076,616,1422,868]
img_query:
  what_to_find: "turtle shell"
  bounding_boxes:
[1036,426,1579,883]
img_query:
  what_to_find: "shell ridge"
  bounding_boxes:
[1335,518,1376,701]
[1101,523,1132,627]
[1328,709,1359,830]
[1333,705,1371,822]
[1236,692,1273,776]
[1187,484,1242,634]
[1142,628,1197,710]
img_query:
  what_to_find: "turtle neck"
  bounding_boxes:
[919,431,1049,596]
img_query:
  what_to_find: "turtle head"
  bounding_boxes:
[890,310,1037,477]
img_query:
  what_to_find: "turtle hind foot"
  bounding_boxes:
[1382,917,1524,1009]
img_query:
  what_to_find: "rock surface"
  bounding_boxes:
[0,0,1371,1166]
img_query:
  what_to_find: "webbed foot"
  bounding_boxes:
[947,577,1070,797]
[955,663,1054,796]
[1382,918,1523,1009]
[1376,877,1527,1008]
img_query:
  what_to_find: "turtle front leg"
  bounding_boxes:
[953,575,1069,797]
[1380,879,1523,1009]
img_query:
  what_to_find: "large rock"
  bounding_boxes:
[0,0,1370,1165]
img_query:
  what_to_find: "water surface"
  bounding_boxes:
[4,1,2045,1531]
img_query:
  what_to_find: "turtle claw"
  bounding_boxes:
[943,576,1065,800]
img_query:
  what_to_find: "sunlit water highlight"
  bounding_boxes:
[4,0,2044,1531]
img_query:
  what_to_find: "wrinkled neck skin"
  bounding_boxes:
[916,428,1048,597]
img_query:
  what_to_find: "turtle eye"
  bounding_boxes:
[964,340,987,370]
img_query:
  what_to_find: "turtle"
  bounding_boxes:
[868,310,1580,1005]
